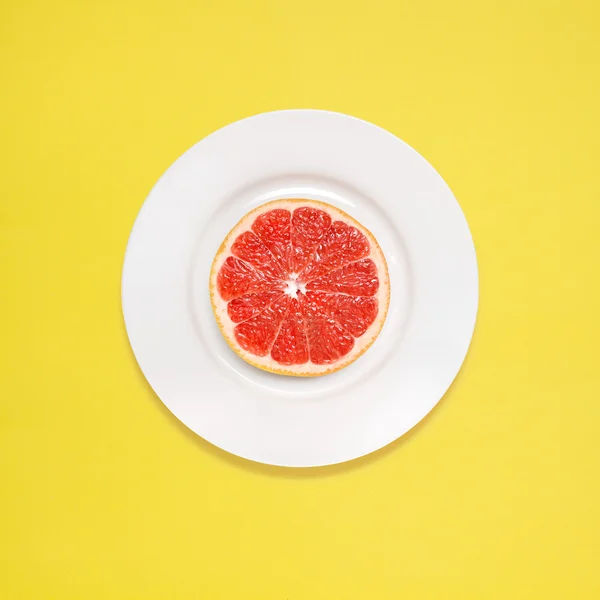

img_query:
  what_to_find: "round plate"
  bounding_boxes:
[122,110,478,467]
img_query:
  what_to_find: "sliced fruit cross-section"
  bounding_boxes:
[209,199,390,376]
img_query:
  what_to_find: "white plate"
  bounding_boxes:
[122,110,478,467]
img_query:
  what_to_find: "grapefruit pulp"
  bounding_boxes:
[209,199,390,376]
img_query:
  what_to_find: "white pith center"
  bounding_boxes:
[284,273,306,299]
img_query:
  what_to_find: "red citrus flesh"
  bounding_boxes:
[209,199,389,376]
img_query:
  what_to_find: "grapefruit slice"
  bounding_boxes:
[209,199,390,376]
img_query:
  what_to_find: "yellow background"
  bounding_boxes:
[2,1,599,598]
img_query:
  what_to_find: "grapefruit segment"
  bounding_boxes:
[334,295,379,337]
[210,199,390,376]
[301,221,370,281]
[299,292,356,365]
[231,231,286,279]
[304,292,378,337]
[306,320,355,365]
[217,256,284,301]
[271,298,309,365]
[227,290,285,323]
[305,259,379,296]
[234,294,290,356]
[251,209,293,272]
[291,207,332,273]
